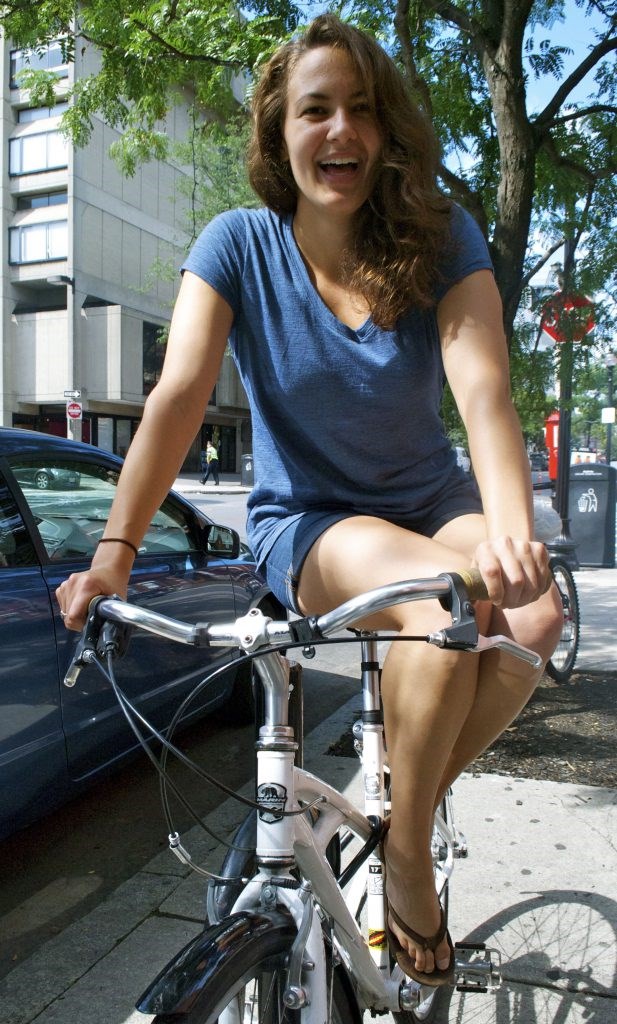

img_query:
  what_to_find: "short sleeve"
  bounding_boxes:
[181,210,248,314]
[434,205,493,302]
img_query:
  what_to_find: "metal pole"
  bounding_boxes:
[550,238,579,569]
[607,362,614,465]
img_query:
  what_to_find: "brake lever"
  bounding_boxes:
[428,629,542,668]
[472,633,543,668]
[63,595,130,687]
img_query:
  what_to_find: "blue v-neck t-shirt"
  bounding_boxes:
[182,204,493,579]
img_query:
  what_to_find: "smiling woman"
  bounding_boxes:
[56,13,562,984]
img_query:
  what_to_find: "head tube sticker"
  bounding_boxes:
[257,782,287,822]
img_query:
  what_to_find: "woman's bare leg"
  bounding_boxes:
[296,514,562,977]
[430,516,564,805]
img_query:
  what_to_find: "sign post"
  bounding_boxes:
[541,290,595,569]
[64,389,81,441]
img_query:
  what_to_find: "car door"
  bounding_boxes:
[7,454,240,781]
[0,472,68,838]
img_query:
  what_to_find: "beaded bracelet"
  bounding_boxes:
[98,537,139,558]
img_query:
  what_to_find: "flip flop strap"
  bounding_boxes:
[387,902,446,952]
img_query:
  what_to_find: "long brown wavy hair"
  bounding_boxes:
[247,14,453,329]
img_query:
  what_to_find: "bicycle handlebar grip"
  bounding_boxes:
[459,568,489,602]
[459,567,552,602]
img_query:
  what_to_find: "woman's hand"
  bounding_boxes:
[473,536,551,608]
[56,551,134,631]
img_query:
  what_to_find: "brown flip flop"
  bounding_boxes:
[386,900,455,987]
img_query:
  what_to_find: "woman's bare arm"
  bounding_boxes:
[57,272,233,628]
[438,270,549,607]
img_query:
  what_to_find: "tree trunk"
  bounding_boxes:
[480,13,537,342]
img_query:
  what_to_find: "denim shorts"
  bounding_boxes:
[262,486,483,614]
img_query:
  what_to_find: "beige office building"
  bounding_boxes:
[1,37,250,471]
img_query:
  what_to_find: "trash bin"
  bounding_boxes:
[568,464,616,567]
[241,453,254,487]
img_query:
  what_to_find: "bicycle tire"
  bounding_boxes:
[151,923,360,1024]
[545,558,580,683]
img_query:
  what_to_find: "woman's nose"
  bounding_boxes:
[327,107,357,141]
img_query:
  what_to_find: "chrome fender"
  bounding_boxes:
[136,909,296,1020]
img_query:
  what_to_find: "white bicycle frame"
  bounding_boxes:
[72,576,541,1022]
[225,637,455,1020]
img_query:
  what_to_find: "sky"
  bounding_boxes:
[525,1,609,114]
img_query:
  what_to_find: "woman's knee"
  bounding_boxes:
[496,586,564,663]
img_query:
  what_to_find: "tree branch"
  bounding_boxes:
[522,238,565,290]
[129,19,240,67]
[544,103,617,128]
[535,36,617,130]
[439,162,489,236]
[394,0,433,113]
[541,132,615,188]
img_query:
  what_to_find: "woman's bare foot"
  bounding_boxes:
[384,836,452,976]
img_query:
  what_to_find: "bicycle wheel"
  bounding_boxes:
[545,558,580,683]
[152,921,360,1024]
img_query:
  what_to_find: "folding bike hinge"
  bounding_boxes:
[454,942,502,992]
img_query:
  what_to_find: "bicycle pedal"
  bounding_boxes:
[454,942,501,991]
[453,830,468,858]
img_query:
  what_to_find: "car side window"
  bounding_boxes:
[0,477,37,568]
[9,458,199,562]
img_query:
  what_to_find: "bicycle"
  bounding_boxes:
[545,553,580,683]
[64,569,542,1023]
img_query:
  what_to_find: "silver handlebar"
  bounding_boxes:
[64,575,542,688]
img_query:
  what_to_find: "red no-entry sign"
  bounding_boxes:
[66,401,82,420]
[541,292,595,343]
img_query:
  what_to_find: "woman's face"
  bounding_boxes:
[282,45,382,224]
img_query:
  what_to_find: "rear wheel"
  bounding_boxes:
[545,558,580,682]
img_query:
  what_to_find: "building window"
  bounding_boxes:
[9,220,68,264]
[18,102,69,123]
[17,191,67,210]
[9,130,68,175]
[143,322,167,395]
[10,41,69,90]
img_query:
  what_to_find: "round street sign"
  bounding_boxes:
[541,292,595,343]
[66,401,82,420]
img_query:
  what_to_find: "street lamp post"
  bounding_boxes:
[606,354,616,465]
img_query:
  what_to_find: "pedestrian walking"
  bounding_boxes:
[201,440,219,485]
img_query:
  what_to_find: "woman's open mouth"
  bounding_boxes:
[318,157,360,180]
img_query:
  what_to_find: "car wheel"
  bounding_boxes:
[34,471,51,490]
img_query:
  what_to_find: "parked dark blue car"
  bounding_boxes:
[0,428,284,840]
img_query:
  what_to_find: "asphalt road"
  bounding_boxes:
[0,494,363,978]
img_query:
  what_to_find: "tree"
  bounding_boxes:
[2,0,615,342]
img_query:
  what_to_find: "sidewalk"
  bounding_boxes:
[1,571,615,1022]
[173,471,250,495]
